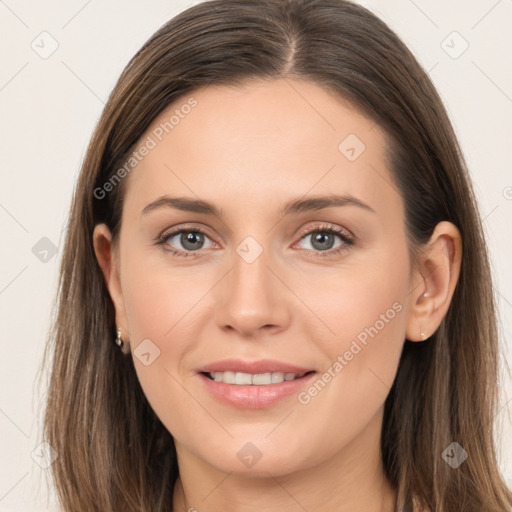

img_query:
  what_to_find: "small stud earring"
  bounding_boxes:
[115,326,131,354]
[115,327,123,347]
[420,332,425,340]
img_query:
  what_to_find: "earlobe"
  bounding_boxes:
[405,221,462,342]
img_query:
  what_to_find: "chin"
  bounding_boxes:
[191,437,317,478]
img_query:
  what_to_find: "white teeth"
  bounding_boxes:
[220,371,235,384]
[235,372,253,385]
[209,371,306,385]
[252,372,272,385]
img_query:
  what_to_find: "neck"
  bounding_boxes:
[171,407,397,512]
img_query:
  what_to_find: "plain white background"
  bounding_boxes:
[0,1,511,510]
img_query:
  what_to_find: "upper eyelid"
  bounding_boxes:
[296,223,353,240]
[159,224,219,245]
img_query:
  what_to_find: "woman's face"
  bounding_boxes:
[99,78,419,477]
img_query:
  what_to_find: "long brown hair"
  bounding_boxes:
[40,0,512,510]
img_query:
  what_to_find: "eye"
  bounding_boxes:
[294,224,354,256]
[157,227,216,257]
[156,223,354,258]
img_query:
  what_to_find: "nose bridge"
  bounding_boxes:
[215,234,289,334]
[230,239,274,310]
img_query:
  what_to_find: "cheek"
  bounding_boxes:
[120,259,205,441]
[119,248,217,427]
[293,245,409,358]
[291,245,409,420]
[120,244,204,342]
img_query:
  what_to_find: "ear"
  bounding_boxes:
[92,223,130,348]
[405,221,462,342]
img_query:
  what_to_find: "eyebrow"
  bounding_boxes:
[140,194,376,218]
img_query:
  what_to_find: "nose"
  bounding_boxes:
[215,245,291,338]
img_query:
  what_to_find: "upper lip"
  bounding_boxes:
[197,358,315,375]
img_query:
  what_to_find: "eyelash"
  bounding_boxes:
[155,223,355,259]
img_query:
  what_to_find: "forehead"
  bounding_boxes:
[123,78,401,222]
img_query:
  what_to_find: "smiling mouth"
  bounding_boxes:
[201,370,315,385]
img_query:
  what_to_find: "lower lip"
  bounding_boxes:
[198,372,316,409]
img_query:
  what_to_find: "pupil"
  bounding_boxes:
[313,232,334,251]
[181,232,204,250]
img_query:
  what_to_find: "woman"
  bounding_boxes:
[41,0,512,510]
